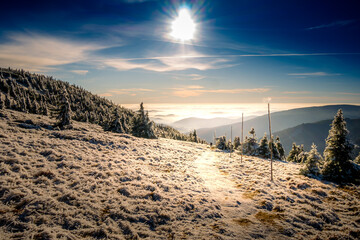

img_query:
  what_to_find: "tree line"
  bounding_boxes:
[0,67,204,142]
[215,109,360,183]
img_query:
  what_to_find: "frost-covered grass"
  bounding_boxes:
[216,152,360,239]
[1,109,359,239]
[0,110,222,239]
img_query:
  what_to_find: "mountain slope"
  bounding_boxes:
[274,118,360,155]
[0,67,192,142]
[197,105,360,143]
[1,109,359,239]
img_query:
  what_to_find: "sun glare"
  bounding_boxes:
[170,8,196,41]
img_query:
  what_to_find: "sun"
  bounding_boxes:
[170,8,196,41]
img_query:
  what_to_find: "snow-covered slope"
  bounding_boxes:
[1,109,359,239]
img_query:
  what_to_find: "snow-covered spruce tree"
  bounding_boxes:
[132,102,156,139]
[298,145,308,164]
[108,108,125,133]
[321,109,354,182]
[287,143,301,162]
[269,136,280,160]
[55,93,72,129]
[191,129,198,143]
[233,136,240,150]
[298,153,308,164]
[275,136,285,160]
[243,128,258,155]
[258,133,271,159]
[300,143,322,176]
[216,136,227,150]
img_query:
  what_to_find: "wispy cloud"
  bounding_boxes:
[336,92,360,96]
[99,88,154,97]
[307,20,355,30]
[283,91,311,94]
[288,72,341,76]
[172,73,206,81]
[171,86,270,98]
[70,70,88,75]
[0,33,102,72]
[104,55,234,72]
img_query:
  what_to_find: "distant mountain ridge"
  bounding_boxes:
[197,104,360,143]
[274,118,360,156]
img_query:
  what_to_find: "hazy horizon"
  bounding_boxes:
[123,102,360,125]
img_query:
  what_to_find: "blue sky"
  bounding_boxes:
[1,0,359,104]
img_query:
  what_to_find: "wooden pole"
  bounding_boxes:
[268,103,273,182]
[230,126,232,158]
[241,113,243,163]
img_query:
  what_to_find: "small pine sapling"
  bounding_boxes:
[300,143,322,176]
[275,136,285,160]
[233,136,240,150]
[216,136,227,150]
[287,143,301,162]
[55,94,72,129]
[269,136,280,160]
[243,128,258,155]
[258,133,270,159]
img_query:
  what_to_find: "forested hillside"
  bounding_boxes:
[274,118,360,156]
[197,105,360,143]
[0,67,202,142]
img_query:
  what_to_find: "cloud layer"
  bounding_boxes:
[171,86,270,98]
[0,33,101,72]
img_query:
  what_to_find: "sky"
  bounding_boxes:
[1,0,360,113]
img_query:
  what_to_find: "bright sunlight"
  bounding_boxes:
[170,8,196,41]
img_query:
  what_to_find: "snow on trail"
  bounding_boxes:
[194,151,242,207]
[194,151,261,239]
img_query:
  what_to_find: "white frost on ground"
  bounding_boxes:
[0,109,359,240]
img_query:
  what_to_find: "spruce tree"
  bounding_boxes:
[321,109,354,182]
[53,92,72,129]
[108,108,125,133]
[258,133,270,158]
[275,136,285,160]
[132,102,156,139]
[216,136,227,150]
[300,143,322,176]
[269,136,280,159]
[287,143,300,162]
[193,129,198,143]
[233,136,240,150]
[243,128,258,155]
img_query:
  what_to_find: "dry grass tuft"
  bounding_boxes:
[233,218,253,226]
[255,211,283,225]
[243,189,260,199]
